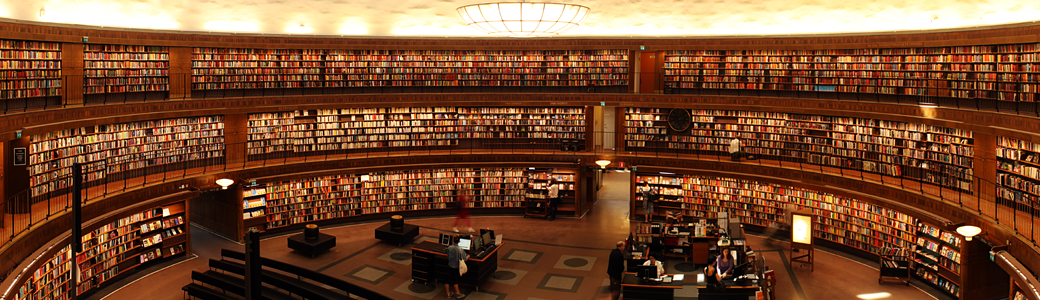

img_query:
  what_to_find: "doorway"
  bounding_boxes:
[639,52,656,94]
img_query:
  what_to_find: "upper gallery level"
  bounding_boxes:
[3,0,1039,36]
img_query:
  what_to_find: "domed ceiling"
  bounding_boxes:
[4,0,1040,37]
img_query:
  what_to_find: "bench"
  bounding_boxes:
[220,249,390,300]
[208,258,348,300]
[192,270,296,300]
[182,283,240,300]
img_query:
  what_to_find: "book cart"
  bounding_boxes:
[879,247,912,285]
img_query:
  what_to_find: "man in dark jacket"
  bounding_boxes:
[607,241,626,300]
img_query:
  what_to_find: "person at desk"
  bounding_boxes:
[445,235,469,298]
[716,251,734,279]
[641,255,665,278]
[704,258,724,289]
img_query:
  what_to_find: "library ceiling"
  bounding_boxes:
[6,0,1040,37]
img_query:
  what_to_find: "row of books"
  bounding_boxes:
[83,53,168,61]
[0,40,61,51]
[85,45,168,53]
[0,50,61,60]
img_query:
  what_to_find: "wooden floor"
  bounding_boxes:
[89,172,949,300]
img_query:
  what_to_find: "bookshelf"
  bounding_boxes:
[663,44,1040,103]
[83,44,169,101]
[996,136,1040,213]
[259,167,532,229]
[242,185,268,232]
[632,172,917,256]
[193,48,627,96]
[523,168,578,217]
[624,108,975,192]
[246,106,586,159]
[191,48,324,94]
[26,116,226,199]
[913,221,962,297]
[0,38,61,101]
[13,245,72,300]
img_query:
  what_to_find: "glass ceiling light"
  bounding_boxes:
[457,1,590,37]
[957,225,982,241]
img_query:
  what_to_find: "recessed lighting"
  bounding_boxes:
[857,292,891,299]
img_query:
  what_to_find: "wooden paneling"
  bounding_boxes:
[190,185,243,242]
[975,133,997,200]
[223,113,248,167]
[639,52,655,94]
[962,238,1010,300]
[4,137,29,212]
[61,43,83,105]
[168,47,192,98]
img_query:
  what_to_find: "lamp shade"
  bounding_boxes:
[215,178,235,189]
[457,2,590,37]
[595,159,611,168]
[957,225,982,241]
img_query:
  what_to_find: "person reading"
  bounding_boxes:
[641,255,664,278]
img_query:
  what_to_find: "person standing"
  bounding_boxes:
[453,190,474,232]
[641,182,656,222]
[445,235,469,298]
[729,137,742,161]
[717,251,735,279]
[704,257,724,290]
[607,241,625,300]
[547,177,560,221]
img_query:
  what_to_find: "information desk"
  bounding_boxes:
[620,272,684,300]
[697,278,762,300]
[411,241,502,288]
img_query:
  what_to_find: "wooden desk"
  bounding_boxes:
[620,272,683,300]
[410,241,502,288]
[697,278,761,300]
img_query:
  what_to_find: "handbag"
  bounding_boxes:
[458,259,468,275]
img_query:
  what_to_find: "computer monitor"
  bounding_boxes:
[637,265,659,280]
[439,233,452,246]
[481,231,492,248]
[471,234,483,251]
[459,237,472,251]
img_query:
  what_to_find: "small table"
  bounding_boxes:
[375,222,419,245]
[620,273,684,300]
[288,233,336,257]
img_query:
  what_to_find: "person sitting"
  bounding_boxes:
[704,257,724,290]
[641,255,665,278]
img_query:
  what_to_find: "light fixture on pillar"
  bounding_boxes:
[456,1,590,37]
[957,225,982,241]
[595,159,611,169]
[216,178,235,190]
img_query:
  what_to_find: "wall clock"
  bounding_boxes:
[667,108,691,132]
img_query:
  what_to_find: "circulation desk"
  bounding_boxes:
[697,278,762,300]
[411,241,502,288]
[620,273,684,300]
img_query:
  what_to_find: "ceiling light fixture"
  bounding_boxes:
[457,1,590,37]
[216,178,235,190]
[957,225,982,241]
[595,159,611,169]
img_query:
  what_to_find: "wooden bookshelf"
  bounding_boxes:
[83,44,169,100]
[997,136,1040,213]
[523,168,578,217]
[14,244,72,300]
[663,44,1040,102]
[192,48,627,96]
[246,106,586,159]
[259,167,530,229]
[26,116,226,198]
[0,38,61,101]
[242,185,268,233]
[913,221,963,298]
[624,108,975,192]
[632,172,917,256]
[191,48,323,92]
